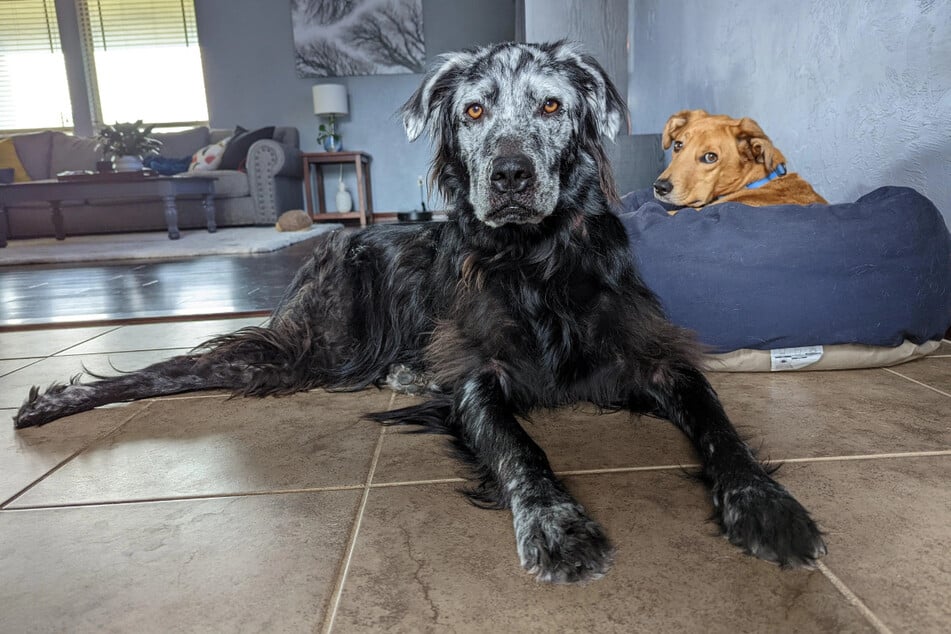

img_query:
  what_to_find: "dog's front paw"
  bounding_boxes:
[513,502,615,584]
[715,476,827,568]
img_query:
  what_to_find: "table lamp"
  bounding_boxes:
[312,84,348,152]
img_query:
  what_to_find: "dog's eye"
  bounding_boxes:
[542,98,560,114]
[700,152,718,164]
[465,103,484,120]
[672,140,683,152]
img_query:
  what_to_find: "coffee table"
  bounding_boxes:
[0,174,217,247]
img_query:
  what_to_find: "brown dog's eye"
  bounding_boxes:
[700,152,718,164]
[466,104,484,120]
[672,140,683,152]
[542,98,560,114]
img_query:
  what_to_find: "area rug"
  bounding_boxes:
[0,224,344,266]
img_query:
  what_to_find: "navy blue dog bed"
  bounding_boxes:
[619,186,951,353]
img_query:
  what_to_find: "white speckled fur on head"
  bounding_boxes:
[402,41,626,227]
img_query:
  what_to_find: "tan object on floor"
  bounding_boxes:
[275,209,313,232]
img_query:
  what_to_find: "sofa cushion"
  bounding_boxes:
[49,132,100,175]
[152,126,210,158]
[219,126,275,170]
[0,138,31,182]
[188,139,230,172]
[176,170,250,198]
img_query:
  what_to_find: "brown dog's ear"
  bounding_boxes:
[736,117,787,170]
[661,109,707,149]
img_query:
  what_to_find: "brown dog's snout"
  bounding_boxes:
[653,178,673,197]
[491,155,535,193]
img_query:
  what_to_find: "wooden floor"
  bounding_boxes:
[0,241,316,330]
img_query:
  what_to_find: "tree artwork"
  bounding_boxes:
[292,0,426,77]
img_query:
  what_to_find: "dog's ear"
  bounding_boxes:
[661,109,706,149]
[736,117,787,170]
[577,55,628,140]
[401,52,473,142]
[546,41,628,140]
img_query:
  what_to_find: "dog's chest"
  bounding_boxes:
[453,263,615,375]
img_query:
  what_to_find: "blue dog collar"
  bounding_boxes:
[745,163,787,190]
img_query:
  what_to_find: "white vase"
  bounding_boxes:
[114,155,143,172]
[335,180,353,212]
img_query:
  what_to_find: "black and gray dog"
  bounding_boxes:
[14,41,825,583]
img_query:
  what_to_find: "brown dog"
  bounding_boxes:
[653,109,826,208]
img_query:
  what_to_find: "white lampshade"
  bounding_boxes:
[312,84,349,116]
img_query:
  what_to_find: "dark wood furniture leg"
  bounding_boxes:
[315,164,327,215]
[203,194,217,233]
[50,200,65,240]
[0,203,7,247]
[163,195,181,240]
[355,158,367,227]
[303,159,315,216]
[364,160,374,224]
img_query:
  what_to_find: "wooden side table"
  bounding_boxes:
[302,151,373,227]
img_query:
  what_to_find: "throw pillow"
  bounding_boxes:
[0,138,31,182]
[189,138,231,172]
[218,126,275,170]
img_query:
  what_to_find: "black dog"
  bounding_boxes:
[15,41,825,583]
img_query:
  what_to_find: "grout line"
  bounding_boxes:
[816,561,893,634]
[776,450,951,464]
[8,450,950,511]
[1,484,367,511]
[555,464,700,477]
[0,357,44,378]
[882,367,951,398]
[372,477,467,488]
[51,325,124,356]
[53,346,192,358]
[0,402,153,510]
[320,424,386,634]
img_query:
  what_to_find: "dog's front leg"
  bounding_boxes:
[641,366,827,567]
[455,371,614,583]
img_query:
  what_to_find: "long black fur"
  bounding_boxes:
[14,41,825,584]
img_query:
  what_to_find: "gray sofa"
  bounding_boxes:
[0,126,303,239]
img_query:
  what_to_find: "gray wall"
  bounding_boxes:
[524,0,628,107]
[630,0,951,224]
[195,0,515,215]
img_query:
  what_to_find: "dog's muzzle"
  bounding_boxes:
[484,154,544,226]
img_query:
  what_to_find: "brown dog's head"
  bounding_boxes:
[652,109,787,207]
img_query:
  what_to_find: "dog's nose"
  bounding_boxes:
[491,155,535,193]
[653,179,673,196]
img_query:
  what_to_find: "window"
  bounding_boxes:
[79,0,208,128]
[0,0,208,134]
[0,0,74,132]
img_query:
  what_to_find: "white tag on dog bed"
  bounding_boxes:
[770,346,824,371]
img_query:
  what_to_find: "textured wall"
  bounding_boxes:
[524,0,629,105]
[630,0,951,224]
[196,0,515,214]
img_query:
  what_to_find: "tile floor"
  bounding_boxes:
[1,319,949,633]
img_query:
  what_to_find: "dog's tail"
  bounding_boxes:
[12,326,309,429]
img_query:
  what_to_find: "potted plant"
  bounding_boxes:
[96,120,162,172]
[316,121,342,152]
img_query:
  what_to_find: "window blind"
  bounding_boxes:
[81,0,199,50]
[77,0,208,127]
[0,0,73,131]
